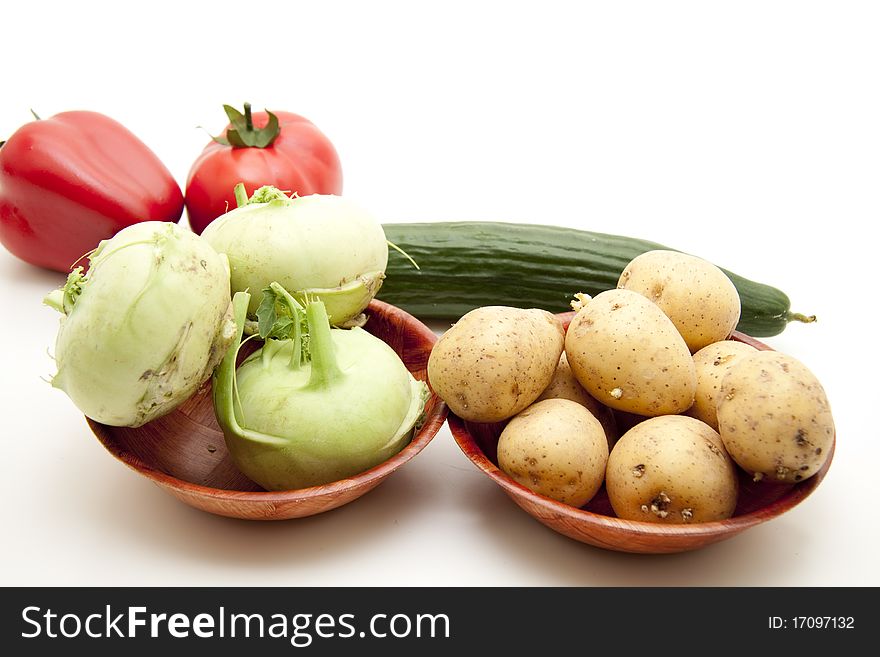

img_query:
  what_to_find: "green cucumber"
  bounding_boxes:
[379,221,814,338]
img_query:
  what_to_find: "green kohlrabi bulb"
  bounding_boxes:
[213,286,428,491]
[44,221,235,427]
[201,185,388,327]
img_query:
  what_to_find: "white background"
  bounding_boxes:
[1,0,878,586]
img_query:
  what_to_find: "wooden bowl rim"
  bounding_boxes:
[88,298,449,502]
[449,327,835,539]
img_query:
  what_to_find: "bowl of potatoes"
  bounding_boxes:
[435,251,835,554]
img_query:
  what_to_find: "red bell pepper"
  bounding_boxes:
[0,111,184,272]
[185,103,343,234]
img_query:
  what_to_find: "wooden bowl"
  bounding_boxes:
[88,299,448,520]
[449,314,834,554]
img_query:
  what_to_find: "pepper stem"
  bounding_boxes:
[306,299,343,388]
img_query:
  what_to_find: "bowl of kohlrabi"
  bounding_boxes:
[44,189,447,520]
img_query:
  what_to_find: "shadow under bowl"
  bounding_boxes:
[88,299,448,521]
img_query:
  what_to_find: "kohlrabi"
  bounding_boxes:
[214,285,429,491]
[44,221,235,427]
[201,185,389,326]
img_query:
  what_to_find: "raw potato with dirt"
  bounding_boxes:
[605,415,739,523]
[716,351,834,483]
[564,289,697,416]
[688,340,759,430]
[427,306,564,423]
[617,250,741,353]
[497,398,609,507]
[535,352,618,448]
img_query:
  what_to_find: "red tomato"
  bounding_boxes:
[0,111,184,273]
[185,104,343,234]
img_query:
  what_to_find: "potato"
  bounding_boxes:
[497,399,609,507]
[427,306,564,422]
[606,415,739,523]
[688,340,759,430]
[716,351,834,483]
[565,289,697,416]
[535,352,619,448]
[617,250,741,352]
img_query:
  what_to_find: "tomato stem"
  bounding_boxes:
[244,103,253,132]
[215,103,281,149]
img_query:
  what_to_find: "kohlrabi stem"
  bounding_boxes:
[268,282,305,368]
[234,183,249,208]
[306,300,343,388]
[387,239,420,270]
[214,291,249,436]
[213,291,287,447]
[290,310,302,369]
[43,289,65,313]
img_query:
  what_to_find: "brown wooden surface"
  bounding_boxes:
[88,299,448,521]
[448,320,835,554]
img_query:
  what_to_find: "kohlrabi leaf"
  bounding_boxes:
[255,283,309,344]
[255,288,280,339]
